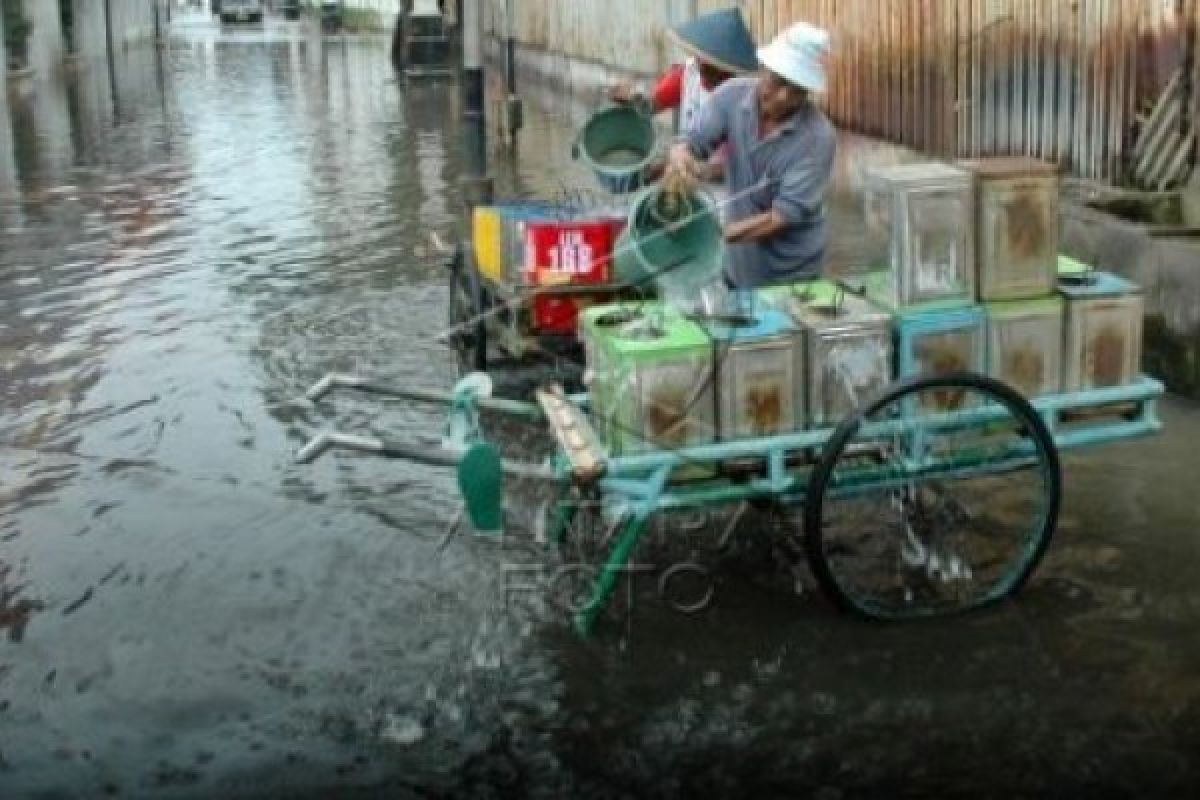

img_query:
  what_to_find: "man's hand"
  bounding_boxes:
[703,161,726,184]
[608,81,641,105]
[667,142,700,181]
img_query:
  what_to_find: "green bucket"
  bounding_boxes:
[613,185,725,293]
[575,104,659,195]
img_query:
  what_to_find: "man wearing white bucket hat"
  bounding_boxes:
[668,21,837,289]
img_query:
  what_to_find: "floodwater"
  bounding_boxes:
[1,11,1200,798]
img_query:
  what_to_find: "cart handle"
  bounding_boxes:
[305,373,543,420]
[294,429,556,482]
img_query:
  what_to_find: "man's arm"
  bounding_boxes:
[725,210,789,244]
[665,83,734,179]
[727,127,836,245]
[771,127,837,231]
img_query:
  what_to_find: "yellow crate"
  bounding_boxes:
[472,207,504,283]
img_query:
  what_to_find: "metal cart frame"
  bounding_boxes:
[297,366,1164,637]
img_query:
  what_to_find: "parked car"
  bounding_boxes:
[220,0,264,24]
[321,1,343,33]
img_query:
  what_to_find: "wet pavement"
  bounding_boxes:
[2,10,1200,798]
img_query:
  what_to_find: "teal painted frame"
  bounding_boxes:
[562,375,1163,635]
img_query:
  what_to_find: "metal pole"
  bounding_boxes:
[504,0,515,96]
[460,0,492,209]
[462,0,483,115]
[503,0,522,144]
[1182,0,1197,172]
[104,0,121,119]
[305,372,543,419]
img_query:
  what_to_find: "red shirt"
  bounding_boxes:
[652,62,729,165]
[653,64,686,112]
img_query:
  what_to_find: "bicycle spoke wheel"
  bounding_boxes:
[805,372,1061,620]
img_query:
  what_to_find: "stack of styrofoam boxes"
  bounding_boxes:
[959,157,1065,399]
[857,158,1143,401]
[859,163,986,409]
[963,158,1144,396]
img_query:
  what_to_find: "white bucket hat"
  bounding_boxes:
[756,21,831,93]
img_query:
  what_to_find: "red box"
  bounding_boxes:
[524,218,625,334]
[530,295,587,335]
[524,219,622,286]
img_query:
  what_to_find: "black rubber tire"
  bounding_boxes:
[447,248,488,373]
[804,371,1061,620]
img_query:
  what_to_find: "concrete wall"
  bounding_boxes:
[481,0,740,98]
[485,0,679,79]
[71,0,163,63]
[0,80,14,197]
[107,0,162,51]
[25,0,66,79]
[5,0,159,76]
[71,0,112,62]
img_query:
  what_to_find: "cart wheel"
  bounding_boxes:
[805,372,1061,620]
[447,248,488,372]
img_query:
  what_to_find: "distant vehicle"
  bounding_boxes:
[320,1,343,33]
[220,0,264,24]
[279,0,301,20]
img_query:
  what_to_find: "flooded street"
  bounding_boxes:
[2,11,1200,798]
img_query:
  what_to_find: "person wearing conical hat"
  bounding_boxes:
[609,8,758,137]
[667,21,836,289]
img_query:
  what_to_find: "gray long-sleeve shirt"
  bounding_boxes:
[685,76,836,288]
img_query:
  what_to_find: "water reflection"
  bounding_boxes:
[0,559,43,644]
[0,90,17,202]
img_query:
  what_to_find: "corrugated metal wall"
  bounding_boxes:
[491,0,1195,185]
[745,0,1196,183]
